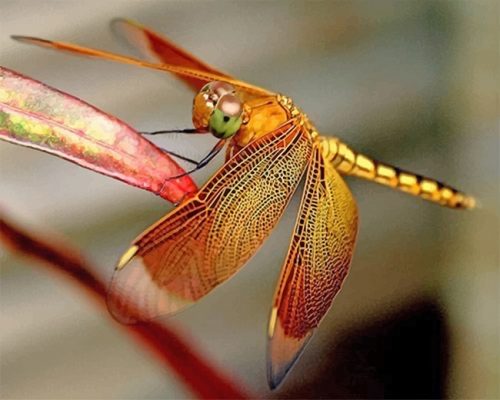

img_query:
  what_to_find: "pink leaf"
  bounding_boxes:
[0,66,197,203]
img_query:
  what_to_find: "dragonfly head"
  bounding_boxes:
[192,81,244,139]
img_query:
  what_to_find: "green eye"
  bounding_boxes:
[209,109,242,139]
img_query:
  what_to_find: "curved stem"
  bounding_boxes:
[0,215,249,399]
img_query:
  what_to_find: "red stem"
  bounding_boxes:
[0,215,249,399]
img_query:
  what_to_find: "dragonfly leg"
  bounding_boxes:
[318,136,476,209]
[143,129,205,164]
[160,149,199,165]
[165,139,226,181]
[141,128,199,135]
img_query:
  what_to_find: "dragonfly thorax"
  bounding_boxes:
[193,82,317,151]
[230,94,318,150]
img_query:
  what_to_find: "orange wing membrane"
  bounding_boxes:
[11,35,272,97]
[268,143,358,388]
[108,119,313,323]
[111,18,233,92]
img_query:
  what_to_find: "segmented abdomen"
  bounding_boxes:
[319,137,475,209]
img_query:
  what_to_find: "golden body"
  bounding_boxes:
[13,18,475,389]
[232,94,474,209]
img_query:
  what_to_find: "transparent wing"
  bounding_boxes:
[111,18,233,92]
[108,119,312,323]
[267,143,359,388]
[11,35,272,97]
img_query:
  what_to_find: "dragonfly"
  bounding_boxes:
[7,19,475,389]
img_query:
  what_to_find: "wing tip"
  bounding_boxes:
[11,35,49,45]
[106,301,140,325]
[267,359,291,390]
[267,340,306,390]
[107,245,142,324]
[267,369,283,390]
[110,17,144,38]
[107,248,195,324]
[110,17,140,27]
[267,315,314,390]
[110,17,133,32]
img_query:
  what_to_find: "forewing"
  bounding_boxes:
[11,35,272,97]
[0,66,196,203]
[108,119,312,323]
[111,18,232,92]
[268,143,358,388]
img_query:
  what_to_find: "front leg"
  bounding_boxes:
[224,141,240,162]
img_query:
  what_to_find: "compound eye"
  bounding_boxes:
[201,81,236,100]
[211,81,236,97]
[193,82,239,132]
[209,94,243,139]
[217,94,242,117]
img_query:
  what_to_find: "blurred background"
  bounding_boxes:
[0,1,498,398]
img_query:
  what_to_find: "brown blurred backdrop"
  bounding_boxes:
[1,1,498,398]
